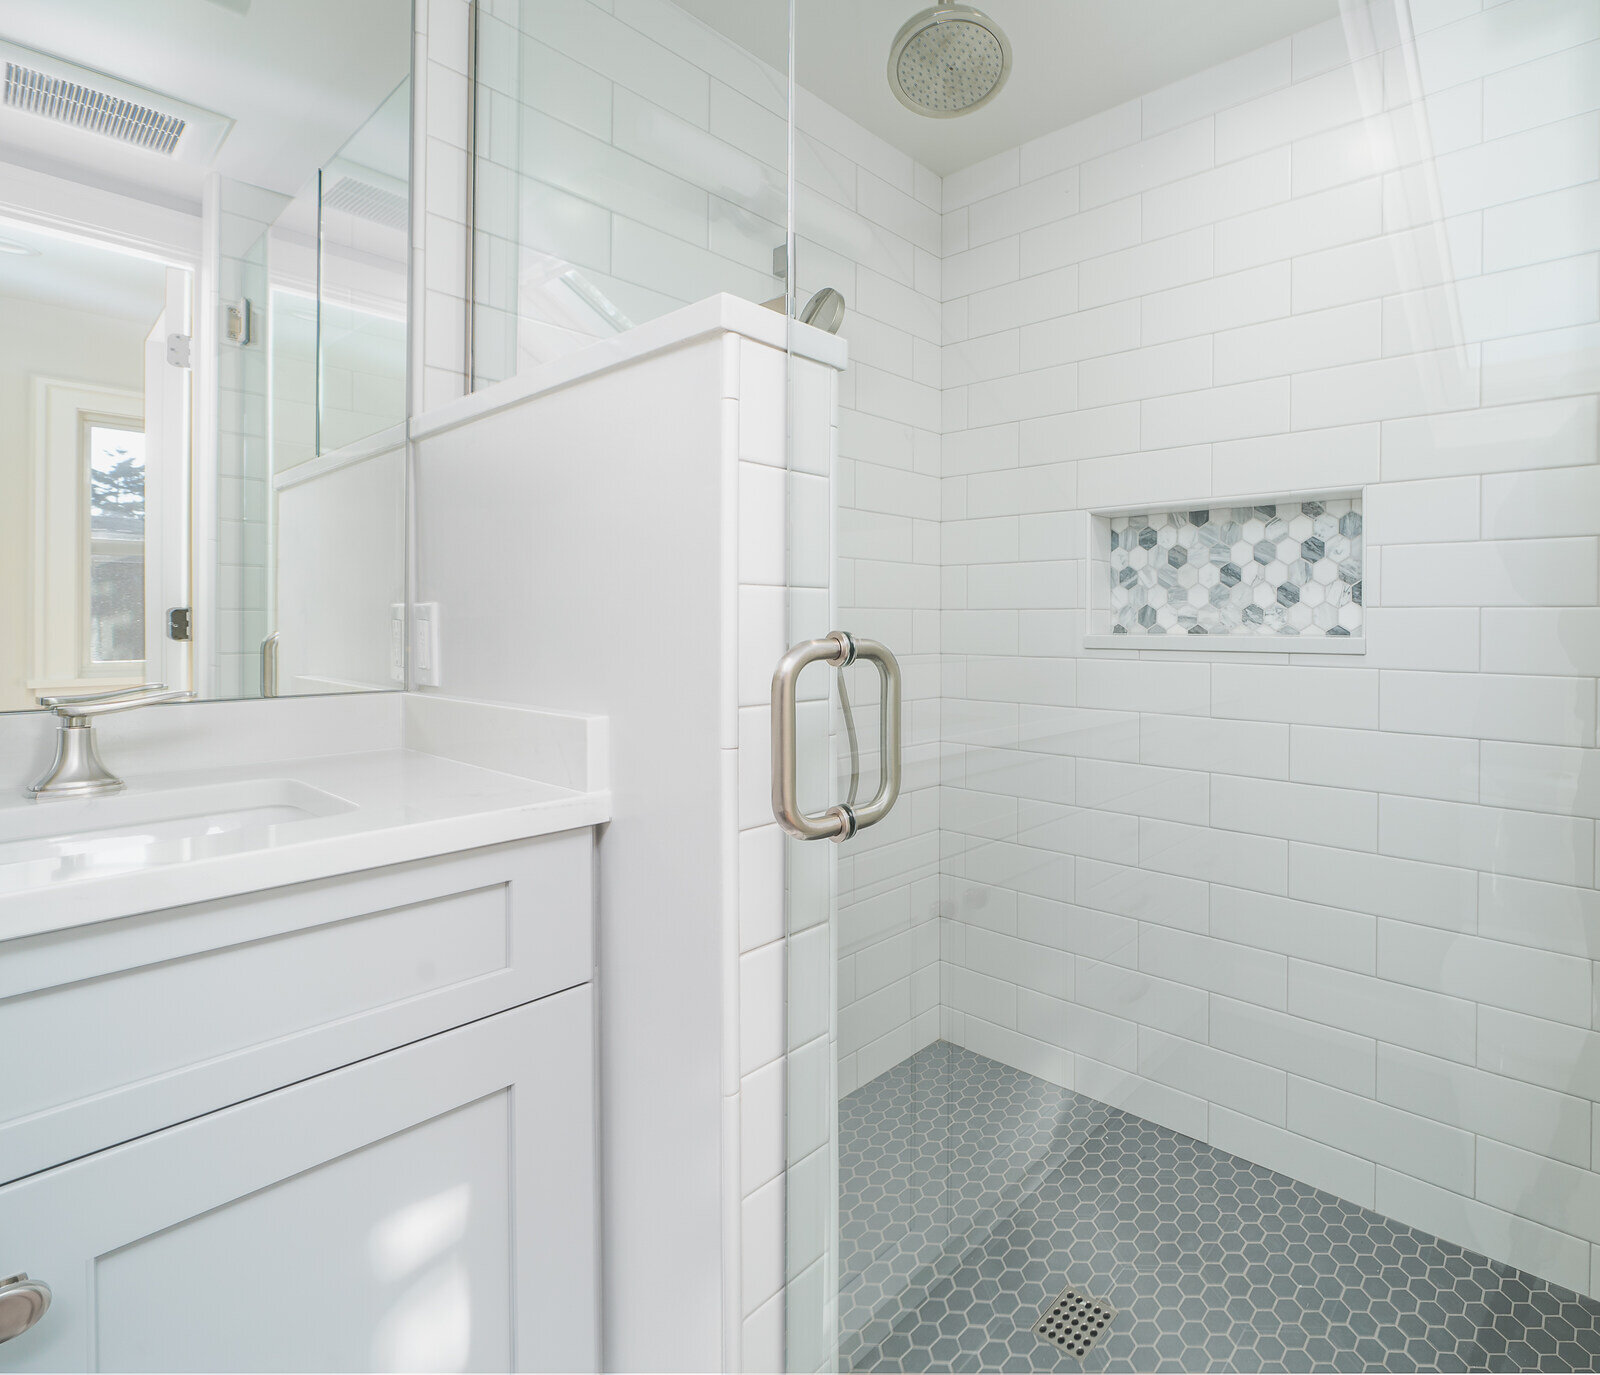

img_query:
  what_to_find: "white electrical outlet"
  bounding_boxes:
[411,603,441,687]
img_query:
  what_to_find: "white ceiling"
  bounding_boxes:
[0,218,169,321]
[0,0,409,207]
[679,0,1343,175]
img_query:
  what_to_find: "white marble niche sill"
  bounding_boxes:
[1083,633,1366,655]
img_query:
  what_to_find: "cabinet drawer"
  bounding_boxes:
[0,829,593,1184]
[0,989,598,1373]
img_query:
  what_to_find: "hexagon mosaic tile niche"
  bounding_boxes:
[1109,498,1363,638]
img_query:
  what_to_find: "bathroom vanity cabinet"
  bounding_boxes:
[0,828,599,1373]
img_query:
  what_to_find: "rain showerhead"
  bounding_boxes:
[888,2,1012,119]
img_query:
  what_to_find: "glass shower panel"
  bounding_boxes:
[317,78,411,452]
[784,0,950,1359]
[788,0,1600,1370]
[468,0,791,390]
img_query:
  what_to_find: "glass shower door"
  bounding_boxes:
[785,0,1600,1372]
[778,323,916,1373]
[780,40,947,1359]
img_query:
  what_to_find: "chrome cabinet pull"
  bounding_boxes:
[0,1274,50,1344]
[771,631,901,843]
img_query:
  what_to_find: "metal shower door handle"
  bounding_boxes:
[771,630,902,842]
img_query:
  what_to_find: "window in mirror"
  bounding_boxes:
[85,422,147,669]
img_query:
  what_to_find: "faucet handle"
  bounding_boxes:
[52,689,195,720]
[37,683,167,709]
[26,685,196,798]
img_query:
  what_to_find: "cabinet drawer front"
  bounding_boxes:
[0,830,592,1184]
[0,990,599,1374]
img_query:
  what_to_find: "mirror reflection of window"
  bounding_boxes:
[85,422,147,669]
[0,1,411,710]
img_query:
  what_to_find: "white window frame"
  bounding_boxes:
[79,413,149,676]
[31,380,147,693]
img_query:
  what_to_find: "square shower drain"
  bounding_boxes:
[1034,1284,1115,1358]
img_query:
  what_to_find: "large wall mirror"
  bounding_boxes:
[0,0,411,713]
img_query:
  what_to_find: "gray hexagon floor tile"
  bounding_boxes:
[841,1043,1600,1373]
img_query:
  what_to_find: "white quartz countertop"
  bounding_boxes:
[0,748,611,943]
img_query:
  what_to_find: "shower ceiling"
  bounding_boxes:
[677,0,1341,173]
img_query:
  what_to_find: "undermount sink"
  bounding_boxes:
[0,779,355,876]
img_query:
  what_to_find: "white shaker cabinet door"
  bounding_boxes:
[0,988,598,1374]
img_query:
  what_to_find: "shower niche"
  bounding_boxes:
[1085,494,1367,652]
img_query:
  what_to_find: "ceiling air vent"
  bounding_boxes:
[4,61,187,155]
[321,175,408,233]
[0,41,232,165]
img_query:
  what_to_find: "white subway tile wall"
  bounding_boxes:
[935,0,1600,1302]
[418,0,469,414]
[214,191,273,699]
[465,0,789,387]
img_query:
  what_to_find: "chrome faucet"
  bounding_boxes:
[28,683,196,799]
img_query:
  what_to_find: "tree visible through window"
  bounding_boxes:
[87,423,146,665]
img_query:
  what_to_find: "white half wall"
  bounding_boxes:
[410,296,842,1373]
[274,436,406,695]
